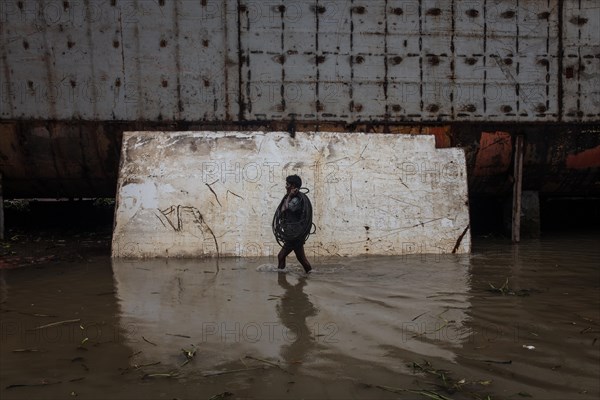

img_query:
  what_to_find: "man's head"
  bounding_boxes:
[286,174,302,189]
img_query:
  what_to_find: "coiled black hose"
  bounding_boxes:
[272,189,314,247]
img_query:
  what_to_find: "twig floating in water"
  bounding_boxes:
[6,380,62,389]
[142,371,179,379]
[459,355,512,364]
[208,392,234,400]
[12,348,45,353]
[370,384,454,400]
[480,359,512,364]
[142,336,157,346]
[128,351,142,358]
[13,310,58,317]
[166,333,191,338]
[245,355,292,374]
[411,311,428,321]
[33,319,80,330]
[202,366,266,377]
[135,361,161,368]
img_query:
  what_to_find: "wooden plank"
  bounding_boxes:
[0,172,4,240]
[512,135,524,243]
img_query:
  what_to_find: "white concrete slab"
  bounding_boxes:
[111,131,470,258]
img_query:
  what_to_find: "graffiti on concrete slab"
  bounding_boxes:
[155,205,219,254]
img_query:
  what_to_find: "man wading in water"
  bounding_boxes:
[275,175,313,273]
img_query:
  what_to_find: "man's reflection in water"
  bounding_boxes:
[277,273,318,367]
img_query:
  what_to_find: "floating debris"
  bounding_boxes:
[142,336,157,346]
[202,366,266,377]
[12,348,46,353]
[128,351,142,358]
[141,371,179,379]
[120,361,161,375]
[369,384,454,400]
[7,309,58,317]
[459,355,512,364]
[400,359,496,398]
[411,311,429,321]
[166,333,191,338]
[208,391,233,400]
[33,319,80,330]
[6,380,62,389]
[135,361,161,368]
[245,355,292,374]
[487,278,540,296]
[180,346,197,367]
[182,347,196,359]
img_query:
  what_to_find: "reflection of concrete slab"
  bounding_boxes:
[112,131,470,258]
[113,258,286,369]
[112,256,471,375]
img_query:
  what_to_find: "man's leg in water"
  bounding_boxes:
[293,245,312,273]
[278,245,294,269]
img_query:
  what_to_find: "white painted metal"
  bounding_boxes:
[0,1,597,122]
[563,0,600,120]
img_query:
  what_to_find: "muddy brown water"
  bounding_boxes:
[1,233,599,399]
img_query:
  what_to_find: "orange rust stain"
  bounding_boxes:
[387,125,414,134]
[566,145,600,169]
[397,125,451,147]
[423,126,451,148]
[474,131,512,176]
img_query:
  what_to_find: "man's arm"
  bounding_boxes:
[281,195,290,212]
[287,196,301,213]
[281,188,299,212]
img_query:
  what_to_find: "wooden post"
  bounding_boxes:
[512,135,524,243]
[0,173,4,240]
